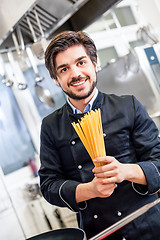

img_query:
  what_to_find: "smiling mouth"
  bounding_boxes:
[71,79,86,86]
[69,76,89,87]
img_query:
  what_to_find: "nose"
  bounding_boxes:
[70,66,81,79]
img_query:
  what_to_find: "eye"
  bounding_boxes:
[78,60,85,66]
[61,67,68,73]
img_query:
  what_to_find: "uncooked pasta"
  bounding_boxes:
[72,108,106,167]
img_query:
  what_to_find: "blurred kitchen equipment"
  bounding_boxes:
[24,183,41,200]
[89,198,160,240]
[26,14,48,59]
[143,45,160,88]
[26,47,44,82]
[26,47,55,107]
[15,26,30,72]
[0,166,26,238]
[127,50,140,74]
[104,50,140,82]
[33,8,48,59]
[9,29,28,90]
[16,25,25,52]
[29,158,38,177]
[137,25,159,45]
[7,50,27,90]
[0,54,14,87]
[26,228,86,240]
[97,46,160,113]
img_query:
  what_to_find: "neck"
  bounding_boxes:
[69,89,96,113]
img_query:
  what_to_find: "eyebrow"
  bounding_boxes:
[56,56,87,71]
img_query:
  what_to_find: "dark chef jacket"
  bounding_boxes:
[39,92,160,240]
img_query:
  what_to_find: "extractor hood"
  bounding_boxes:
[0,0,121,52]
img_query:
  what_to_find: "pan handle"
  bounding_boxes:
[89,198,160,240]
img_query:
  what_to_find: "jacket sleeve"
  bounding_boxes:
[38,118,82,212]
[131,96,160,195]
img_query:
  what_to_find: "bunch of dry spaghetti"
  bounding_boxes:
[72,108,106,167]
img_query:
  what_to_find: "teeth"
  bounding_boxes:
[72,80,85,86]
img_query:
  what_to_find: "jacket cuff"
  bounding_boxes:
[136,162,160,194]
[132,182,148,195]
[59,180,86,212]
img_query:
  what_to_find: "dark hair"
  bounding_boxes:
[45,31,97,79]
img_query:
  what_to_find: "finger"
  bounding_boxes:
[94,156,115,163]
[95,170,116,178]
[93,163,116,174]
[93,157,116,171]
[92,163,109,173]
[101,177,118,184]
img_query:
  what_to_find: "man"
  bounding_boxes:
[39,31,160,240]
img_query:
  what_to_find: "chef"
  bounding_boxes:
[39,30,160,239]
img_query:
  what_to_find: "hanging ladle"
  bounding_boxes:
[11,32,27,90]
[0,54,14,87]
[26,47,55,107]
[7,50,27,90]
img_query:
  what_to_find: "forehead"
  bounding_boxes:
[55,45,89,66]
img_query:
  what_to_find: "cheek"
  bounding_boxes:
[89,67,97,79]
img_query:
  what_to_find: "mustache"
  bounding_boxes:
[68,76,89,86]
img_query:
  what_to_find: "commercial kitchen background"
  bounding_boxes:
[0,0,160,239]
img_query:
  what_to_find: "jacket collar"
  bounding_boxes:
[66,91,104,116]
[66,91,104,142]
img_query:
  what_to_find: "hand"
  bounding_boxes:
[76,175,116,202]
[76,156,147,203]
[90,176,116,198]
[92,156,127,184]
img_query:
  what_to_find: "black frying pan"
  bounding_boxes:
[27,198,160,240]
[26,228,86,240]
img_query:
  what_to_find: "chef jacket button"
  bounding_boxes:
[94,215,98,219]
[117,211,122,216]
[78,165,82,169]
[71,140,76,145]
[103,133,106,137]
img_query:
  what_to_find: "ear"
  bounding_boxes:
[96,64,99,72]
[93,61,98,72]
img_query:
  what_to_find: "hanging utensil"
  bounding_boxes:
[26,14,48,60]
[137,25,159,45]
[26,47,55,107]
[11,32,27,90]
[26,47,44,82]
[16,25,25,52]
[7,50,27,90]
[127,50,140,74]
[0,54,14,87]
[34,8,48,57]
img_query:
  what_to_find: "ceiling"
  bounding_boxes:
[0,0,121,52]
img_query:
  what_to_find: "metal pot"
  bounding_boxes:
[26,228,86,240]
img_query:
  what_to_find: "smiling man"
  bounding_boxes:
[39,31,160,240]
[54,44,97,112]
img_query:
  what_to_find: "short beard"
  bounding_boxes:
[63,79,97,100]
